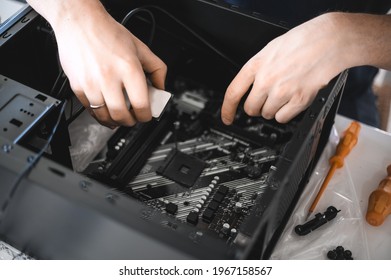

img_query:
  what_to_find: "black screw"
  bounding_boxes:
[344,250,352,258]
[327,250,337,260]
[319,97,326,103]
[336,246,344,255]
[327,246,353,260]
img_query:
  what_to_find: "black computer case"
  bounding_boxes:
[0,0,346,259]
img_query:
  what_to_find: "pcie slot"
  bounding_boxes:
[105,115,174,186]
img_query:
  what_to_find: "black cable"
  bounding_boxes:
[50,70,67,98]
[121,7,156,47]
[49,70,63,95]
[66,104,85,124]
[0,101,67,222]
[56,77,69,99]
[67,95,74,120]
[138,5,240,69]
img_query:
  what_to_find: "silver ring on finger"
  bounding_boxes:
[89,102,106,109]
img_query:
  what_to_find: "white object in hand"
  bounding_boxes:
[148,85,172,119]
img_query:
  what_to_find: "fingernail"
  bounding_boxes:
[221,117,232,125]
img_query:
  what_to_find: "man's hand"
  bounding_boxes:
[27,0,167,127]
[221,13,346,124]
[221,12,391,125]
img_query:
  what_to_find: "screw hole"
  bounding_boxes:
[29,103,34,107]
[3,128,7,132]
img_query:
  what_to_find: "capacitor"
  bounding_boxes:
[222,223,230,234]
[230,228,237,237]
[235,202,243,213]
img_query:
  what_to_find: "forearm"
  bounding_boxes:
[328,12,391,71]
[26,0,108,31]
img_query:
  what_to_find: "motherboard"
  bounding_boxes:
[83,78,295,243]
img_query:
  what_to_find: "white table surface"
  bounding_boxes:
[272,114,391,259]
[335,115,391,259]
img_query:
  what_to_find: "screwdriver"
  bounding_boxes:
[305,121,361,220]
[366,164,391,226]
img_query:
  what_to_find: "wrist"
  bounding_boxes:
[318,12,360,70]
[326,12,363,68]
[27,0,109,32]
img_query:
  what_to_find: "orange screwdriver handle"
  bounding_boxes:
[329,121,361,169]
[366,165,391,226]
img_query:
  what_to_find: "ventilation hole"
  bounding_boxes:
[48,167,65,177]
[10,118,23,127]
[35,94,47,102]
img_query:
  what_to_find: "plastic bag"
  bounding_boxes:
[271,125,369,259]
[68,110,117,172]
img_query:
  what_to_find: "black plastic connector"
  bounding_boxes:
[295,206,340,236]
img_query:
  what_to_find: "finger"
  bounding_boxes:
[134,36,167,90]
[274,102,305,123]
[148,61,167,90]
[70,82,90,107]
[274,91,314,123]
[91,105,118,128]
[123,60,152,122]
[243,79,269,117]
[84,89,117,127]
[260,85,291,120]
[221,62,257,125]
[102,82,136,127]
